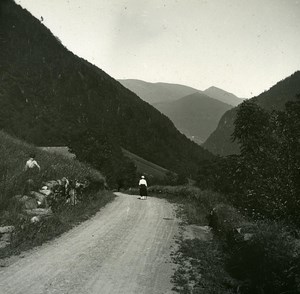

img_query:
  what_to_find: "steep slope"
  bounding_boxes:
[154,93,233,144]
[204,86,244,106]
[0,0,213,180]
[203,71,300,156]
[118,79,199,104]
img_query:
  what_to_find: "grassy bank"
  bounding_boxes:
[0,190,114,259]
[0,131,114,258]
[0,131,106,209]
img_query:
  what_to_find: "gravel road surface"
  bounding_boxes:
[0,193,179,294]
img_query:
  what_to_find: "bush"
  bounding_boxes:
[227,221,300,294]
[208,202,300,294]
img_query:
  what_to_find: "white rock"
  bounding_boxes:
[30,216,40,223]
[0,226,15,234]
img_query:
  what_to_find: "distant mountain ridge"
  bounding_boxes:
[154,93,233,144]
[204,86,244,106]
[119,79,243,145]
[118,79,199,104]
[203,71,300,156]
[118,79,244,106]
[0,0,213,181]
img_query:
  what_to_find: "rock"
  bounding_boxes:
[1,233,11,242]
[30,216,40,223]
[183,225,213,241]
[45,180,59,189]
[0,226,15,234]
[24,197,38,209]
[244,233,254,241]
[39,189,52,196]
[16,195,38,209]
[25,208,52,216]
[30,191,48,207]
[0,240,9,249]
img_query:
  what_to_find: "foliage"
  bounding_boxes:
[203,71,300,156]
[227,221,300,294]
[208,203,300,294]
[228,97,300,224]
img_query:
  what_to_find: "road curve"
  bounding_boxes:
[0,193,179,294]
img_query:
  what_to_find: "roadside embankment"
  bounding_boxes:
[131,185,300,294]
[0,131,113,259]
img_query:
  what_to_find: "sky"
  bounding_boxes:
[15,0,300,98]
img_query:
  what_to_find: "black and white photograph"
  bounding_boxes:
[0,0,300,293]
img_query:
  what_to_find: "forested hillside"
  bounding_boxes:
[154,93,232,144]
[203,71,300,156]
[0,0,213,184]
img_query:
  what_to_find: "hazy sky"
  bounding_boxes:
[15,0,300,98]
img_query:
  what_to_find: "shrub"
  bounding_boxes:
[227,221,300,294]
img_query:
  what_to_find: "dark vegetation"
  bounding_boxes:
[203,71,300,156]
[196,95,300,293]
[0,0,213,187]
[154,92,233,144]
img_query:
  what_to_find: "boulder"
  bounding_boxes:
[18,196,38,210]
[30,191,48,207]
[25,208,52,216]
[44,180,59,189]
[30,216,40,223]
[39,189,52,196]
[0,226,15,234]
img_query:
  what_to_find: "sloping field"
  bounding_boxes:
[122,148,169,179]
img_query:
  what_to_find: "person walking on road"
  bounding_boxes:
[138,175,148,200]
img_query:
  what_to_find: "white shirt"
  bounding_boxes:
[25,158,40,170]
[139,179,147,186]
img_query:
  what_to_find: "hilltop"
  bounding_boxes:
[203,86,244,106]
[203,71,300,156]
[118,79,199,104]
[154,93,233,144]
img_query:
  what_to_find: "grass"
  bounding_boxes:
[0,131,113,259]
[121,148,169,179]
[0,131,105,211]
[172,238,236,294]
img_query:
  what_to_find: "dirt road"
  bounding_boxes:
[0,193,179,294]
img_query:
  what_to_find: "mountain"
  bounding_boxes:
[203,86,244,106]
[0,0,213,182]
[154,93,233,144]
[203,71,300,156]
[118,79,199,104]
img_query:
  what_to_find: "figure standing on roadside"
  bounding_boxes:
[23,153,41,195]
[24,154,41,174]
[139,175,148,200]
